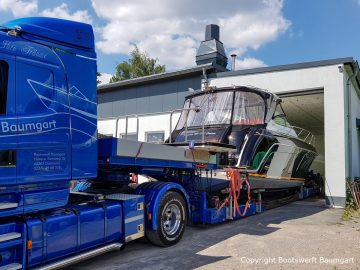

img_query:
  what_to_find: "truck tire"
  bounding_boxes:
[146,191,187,247]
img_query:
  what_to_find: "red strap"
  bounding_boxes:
[131,173,138,184]
[135,142,144,159]
[217,168,251,217]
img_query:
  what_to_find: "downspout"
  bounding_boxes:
[346,66,360,178]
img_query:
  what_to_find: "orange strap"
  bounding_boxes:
[236,173,251,217]
[217,168,251,217]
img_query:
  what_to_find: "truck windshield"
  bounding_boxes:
[176,91,233,130]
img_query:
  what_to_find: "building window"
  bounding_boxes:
[0,61,9,114]
[0,150,16,166]
[146,131,165,143]
[120,133,138,141]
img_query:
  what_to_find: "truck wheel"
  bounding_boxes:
[146,191,186,247]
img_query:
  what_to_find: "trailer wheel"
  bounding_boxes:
[146,191,186,247]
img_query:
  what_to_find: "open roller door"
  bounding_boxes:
[278,91,325,176]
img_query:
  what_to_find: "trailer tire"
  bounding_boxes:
[146,191,186,247]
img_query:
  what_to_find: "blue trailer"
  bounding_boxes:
[0,17,319,269]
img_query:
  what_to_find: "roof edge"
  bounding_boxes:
[98,63,227,93]
[210,57,355,79]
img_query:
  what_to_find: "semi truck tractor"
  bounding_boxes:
[0,17,318,270]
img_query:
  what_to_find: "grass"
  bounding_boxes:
[342,206,360,221]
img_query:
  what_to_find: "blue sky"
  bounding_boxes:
[257,0,360,66]
[0,0,359,83]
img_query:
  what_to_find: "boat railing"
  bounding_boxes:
[273,125,316,146]
[98,109,192,142]
[99,114,139,139]
[169,106,201,143]
[116,114,139,140]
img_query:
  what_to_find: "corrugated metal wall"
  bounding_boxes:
[98,76,201,118]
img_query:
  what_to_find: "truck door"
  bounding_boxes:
[0,54,16,185]
[15,55,71,185]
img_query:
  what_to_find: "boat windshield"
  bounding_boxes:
[272,103,291,127]
[175,90,266,130]
[176,91,233,130]
[232,91,266,125]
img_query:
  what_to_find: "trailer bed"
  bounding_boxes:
[98,137,219,170]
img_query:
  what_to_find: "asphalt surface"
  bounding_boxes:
[65,199,360,270]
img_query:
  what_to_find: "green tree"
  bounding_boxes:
[110,46,165,83]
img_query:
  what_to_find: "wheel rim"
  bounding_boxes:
[162,203,181,236]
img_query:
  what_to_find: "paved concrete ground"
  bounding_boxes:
[67,199,360,270]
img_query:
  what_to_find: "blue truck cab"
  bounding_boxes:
[0,17,97,217]
[0,18,189,269]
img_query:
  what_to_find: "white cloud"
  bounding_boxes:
[234,57,267,70]
[0,0,37,17]
[138,34,197,71]
[92,0,290,70]
[41,3,92,24]
[98,72,113,85]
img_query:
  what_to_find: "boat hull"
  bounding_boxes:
[199,174,303,193]
[248,176,303,190]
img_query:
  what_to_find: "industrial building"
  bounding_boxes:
[97,25,360,208]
